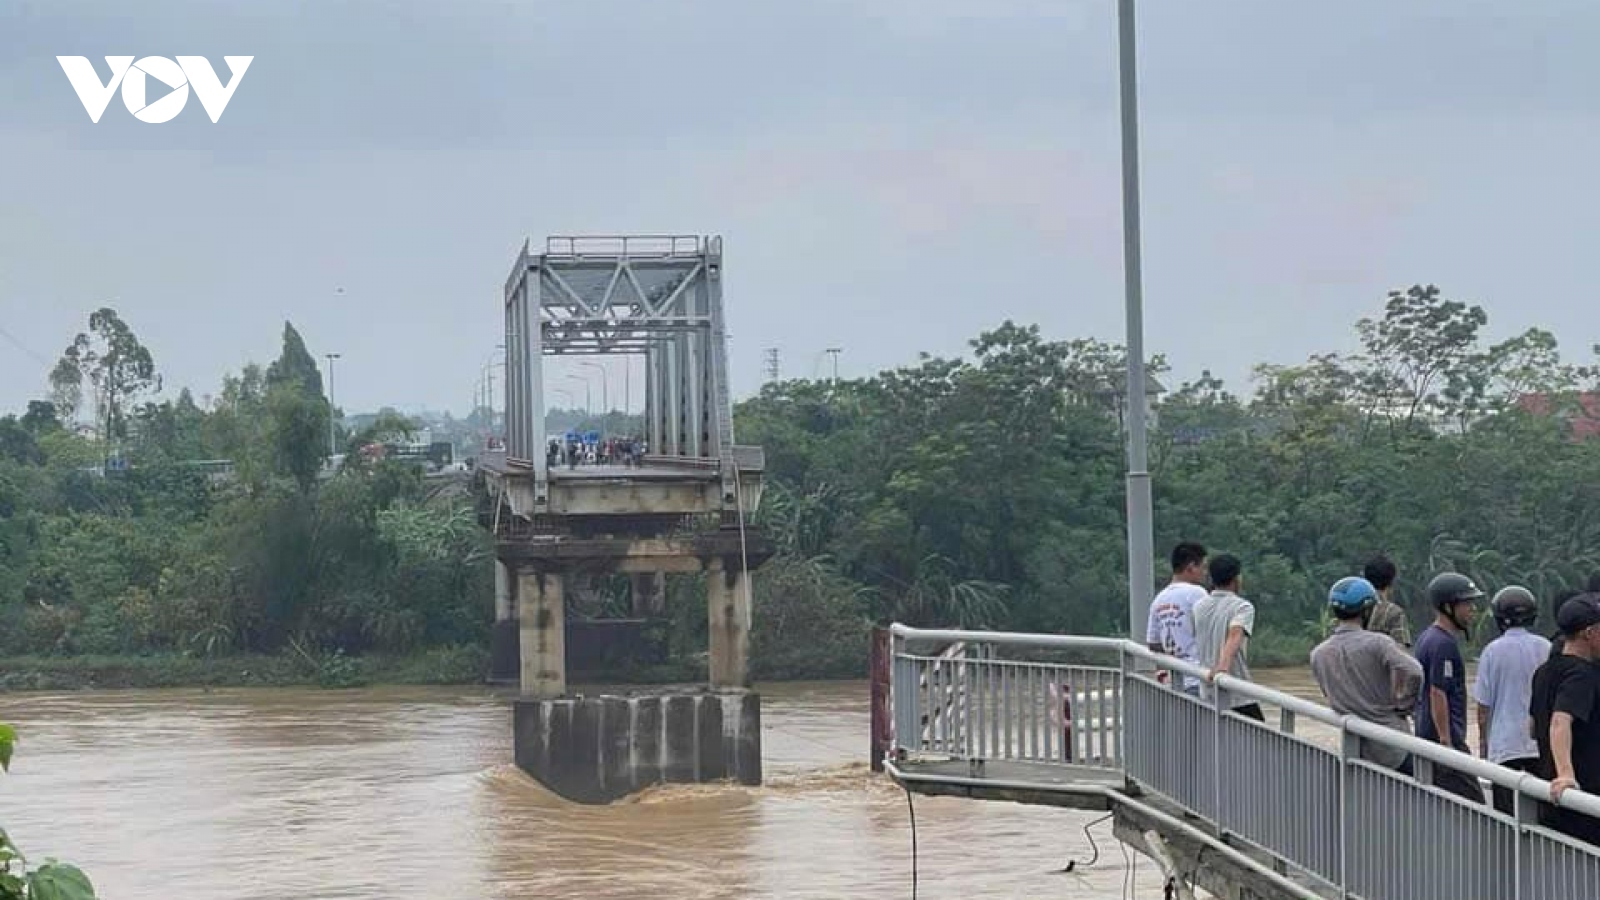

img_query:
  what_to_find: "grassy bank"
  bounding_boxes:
[0,644,491,692]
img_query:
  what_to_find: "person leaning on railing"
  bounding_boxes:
[1310,576,1424,772]
[1472,586,1550,816]
[1530,592,1600,845]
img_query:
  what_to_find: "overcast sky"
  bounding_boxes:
[4,1,1600,418]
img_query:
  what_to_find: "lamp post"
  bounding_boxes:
[567,374,592,416]
[1118,0,1155,638]
[578,361,608,415]
[324,352,340,456]
[825,347,842,383]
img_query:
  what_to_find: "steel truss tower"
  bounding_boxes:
[502,235,739,514]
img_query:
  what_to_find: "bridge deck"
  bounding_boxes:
[889,757,1123,811]
[883,624,1600,900]
[478,454,718,482]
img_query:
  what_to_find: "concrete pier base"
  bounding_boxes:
[513,688,761,804]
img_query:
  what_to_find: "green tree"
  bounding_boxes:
[53,308,161,444]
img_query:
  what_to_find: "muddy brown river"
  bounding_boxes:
[0,671,1342,899]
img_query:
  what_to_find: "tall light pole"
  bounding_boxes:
[1119,0,1155,638]
[567,373,592,416]
[825,347,842,383]
[578,360,608,415]
[324,352,341,456]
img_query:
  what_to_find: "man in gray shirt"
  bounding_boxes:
[1311,575,1424,770]
[1194,554,1261,721]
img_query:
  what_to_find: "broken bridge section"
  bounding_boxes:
[475,235,773,803]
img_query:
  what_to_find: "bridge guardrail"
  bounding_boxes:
[888,624,1600,900]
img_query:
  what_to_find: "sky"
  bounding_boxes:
[3,1,1600,417]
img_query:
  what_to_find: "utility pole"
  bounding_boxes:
[568,374,592,416]
[324,352,341,456]
[763,347,781,382]
[825,347,842,383]
[1118,0,1156,639]
[579,361,608,415]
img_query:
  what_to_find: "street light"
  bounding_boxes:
[324,352,341,456]
[578,361,608,414]
[567,373,592,415]
[1118,0,1155,638]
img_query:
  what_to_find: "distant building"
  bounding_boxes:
[1515,392,1600,441]
[1068,369,1166,433]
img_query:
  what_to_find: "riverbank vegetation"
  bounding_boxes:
[4,288,1600,688]
[736,285,1600,670]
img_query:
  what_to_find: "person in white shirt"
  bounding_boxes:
[1193,554,1261,720]
[1146,542,1208,695]
[1472,585,1551,815]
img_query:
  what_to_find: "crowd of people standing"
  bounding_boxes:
[1145,541,1600,844]
[546,435,646,469]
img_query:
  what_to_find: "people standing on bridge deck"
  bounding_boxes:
[1309,576,1423,772]
[1362,555,1412,648]
[1473,586,1550,815]
[1146,542,1207,695]
[1530,593,1600,844]
[1194,554,1261,721]
[1412,572,1487,804]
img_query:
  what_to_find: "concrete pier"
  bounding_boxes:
[513,688,762,804]
[489,560,518,682]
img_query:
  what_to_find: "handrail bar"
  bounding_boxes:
[889,623,1600,819]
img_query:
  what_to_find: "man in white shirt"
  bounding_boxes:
[1194,554,1261,720]
[1473,585,1551,815]
[1146,542,1208,695]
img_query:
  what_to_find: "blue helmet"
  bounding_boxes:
[1329,576,1378,616]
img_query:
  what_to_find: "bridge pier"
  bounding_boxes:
[517,569,566,698]
[490,560,518,683]
[707,558,750,688]
[486,530,770,803]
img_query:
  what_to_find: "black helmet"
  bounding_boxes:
[1491,586,1539,632]
[1427,572,1485,614]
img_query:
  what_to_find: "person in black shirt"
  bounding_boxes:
[1530,593,1600,844]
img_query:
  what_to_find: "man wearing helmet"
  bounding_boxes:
[1310,576,1424,771]
[1412,572,1487,803]
[1472,586,1551,814]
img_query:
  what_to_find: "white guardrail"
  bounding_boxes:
[887,624,1600,900]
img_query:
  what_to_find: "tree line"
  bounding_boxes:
[0,310,489,670]
[4,287,1599,682]
[739,285,1600,672]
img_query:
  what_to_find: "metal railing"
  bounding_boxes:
[544,235,706,258]
[888,624,1600,900]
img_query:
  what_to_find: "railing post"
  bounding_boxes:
[1214,678,1227,827]
[1339,724,1357,898]
[870,626,891,772]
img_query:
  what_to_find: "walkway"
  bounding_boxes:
[883,624,1600,900]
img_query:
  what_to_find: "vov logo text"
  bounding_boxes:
[57,56,253,124]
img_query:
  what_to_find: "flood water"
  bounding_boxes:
[0,669,1346,899]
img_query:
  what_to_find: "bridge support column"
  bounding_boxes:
[707,558,751,689]
[518,569,565,698]
[490,559,519,682]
